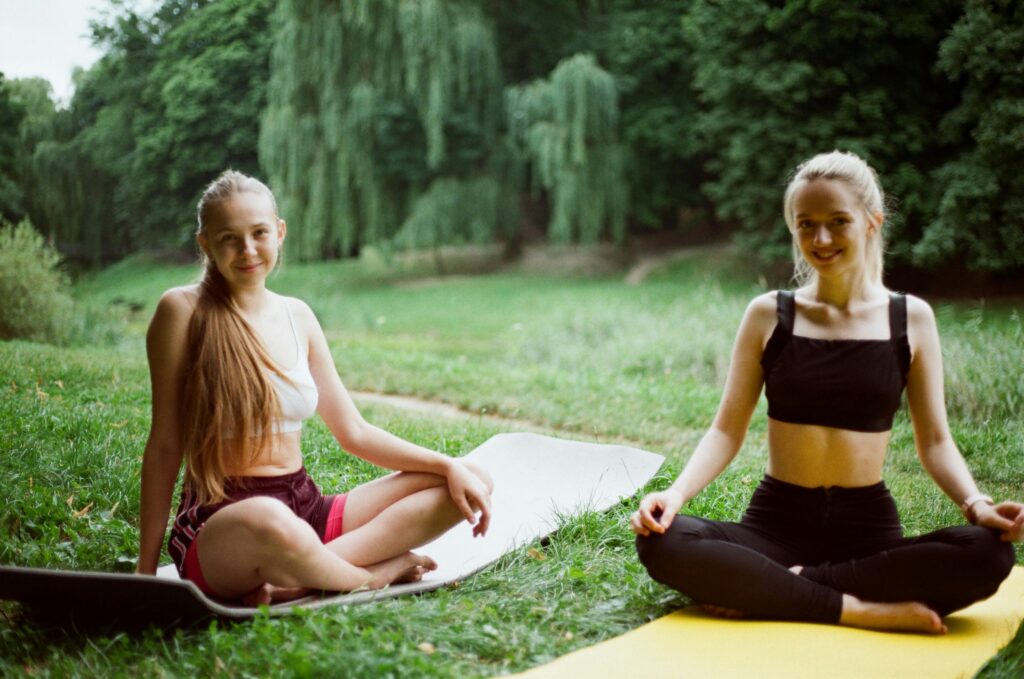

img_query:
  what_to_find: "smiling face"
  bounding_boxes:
[791,178,880,281]
[197,190,286,291]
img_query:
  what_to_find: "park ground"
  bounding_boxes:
[2,246,1022,676]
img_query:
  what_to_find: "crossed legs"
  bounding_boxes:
[636,514,1013,634]
[194,462,493,600]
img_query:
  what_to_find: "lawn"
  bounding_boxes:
[2,247,1022,676]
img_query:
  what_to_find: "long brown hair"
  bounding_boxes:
[180,170,286,504]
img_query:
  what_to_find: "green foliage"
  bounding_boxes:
[127,0,274,247]
[488,0,596,85]
[682,0,962,262]
[5,78,58,237]
[14,0,272,263]
[491,1,705,234]
[25,7,161,264]
[7,0,1024,274]
[394,176,516,253]
[0,219,73,343]
[260,0,505,259]
[599,1,705,229]
[921,0,1024,271]
[506,54,628,243]
[0,74,27,223]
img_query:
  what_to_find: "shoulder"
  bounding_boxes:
[746,291,778,318]
[146,286,197,361]
[278,294,318,324]
[902,293,939,340]
[742,291,779,330]
[277,293,324,341]
[734,291,779,349]
[901,293,940,353]
[150,285,198,328]
[903,293,936,326]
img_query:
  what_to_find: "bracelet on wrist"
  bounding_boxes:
[960,493,994,524]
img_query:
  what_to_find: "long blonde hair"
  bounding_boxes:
[782,151,888,287]
[180,170,286,504]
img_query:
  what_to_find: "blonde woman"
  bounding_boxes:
[632,151,1022,633]
[136,170,492,604]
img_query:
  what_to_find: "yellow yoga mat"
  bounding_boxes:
[521,566,1024,679]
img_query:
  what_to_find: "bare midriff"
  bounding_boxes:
[766,418,890,488]
[223,430,305,477]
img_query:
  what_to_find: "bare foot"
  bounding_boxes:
[700,603,747,619]
[840,595,947,634]
[366,552,438,588]
[241,583,311,607]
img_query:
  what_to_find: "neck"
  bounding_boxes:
[811,269,881,310]
[229,283,271,316]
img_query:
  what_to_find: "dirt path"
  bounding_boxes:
[352,390,555,432]
[624,244,723,285]
[350,390,650,449]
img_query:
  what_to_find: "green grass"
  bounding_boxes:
[2,248,1022,677]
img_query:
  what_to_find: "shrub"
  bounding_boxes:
[0,218,74,343]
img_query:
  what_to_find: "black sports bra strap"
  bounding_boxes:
[777,290,795,334]
[888,292,911,378]
[888,293,907,342]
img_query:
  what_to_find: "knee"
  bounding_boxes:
[963,527,1015,593]
[635,532,665,572]
[635,516,704,576]
[980,529,1015,582]
[462,460,494,495]
[235,497,308,555]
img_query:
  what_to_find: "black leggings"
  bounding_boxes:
[635,475,1015,623]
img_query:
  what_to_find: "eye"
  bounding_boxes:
[830,217,850,228]
[219,233,236,243]
[797,220,814,231]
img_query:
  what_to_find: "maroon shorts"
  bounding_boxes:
[168,467,347,596]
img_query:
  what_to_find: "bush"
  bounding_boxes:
[0,218,74,343]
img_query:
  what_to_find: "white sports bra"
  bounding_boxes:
[269,299,318,433]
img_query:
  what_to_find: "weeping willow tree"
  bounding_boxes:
[260,0,508,259]
[29,138,122,265]
[506,53,628,243]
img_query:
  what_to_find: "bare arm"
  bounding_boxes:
[906,296,1023,540]
[297,300,491,534]
[136,289,192,574]
[632,294,774,535]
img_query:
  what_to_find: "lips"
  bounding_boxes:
[236,262,262,273]
[813,250,842,263]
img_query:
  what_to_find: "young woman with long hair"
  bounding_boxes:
[136,170,493,604]
[631,151,1022,633]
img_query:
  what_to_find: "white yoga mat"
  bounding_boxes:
[147,432,664,616]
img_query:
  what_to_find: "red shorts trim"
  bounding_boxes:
[182,493,348,597]
[323,493,348,542]
[183,533,215,596]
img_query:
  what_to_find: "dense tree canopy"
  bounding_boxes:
[506,54,627,243]
[14,0,272,262]
[925,0,1024,271]
[7,0,1024,274]
[0,74,27,224]
[127,0,274,248]
[260,0,506,258]
[682,0,963,262]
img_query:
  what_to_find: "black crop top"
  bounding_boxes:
[761,291,911,433]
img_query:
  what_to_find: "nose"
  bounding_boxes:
[813,225,832,246]
[243,236,258,255]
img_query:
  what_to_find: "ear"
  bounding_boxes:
[196,233,211,257]
[867,210,883,236]
[277,218,287,244]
